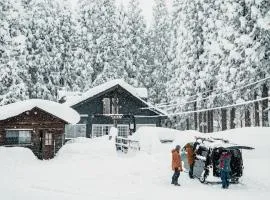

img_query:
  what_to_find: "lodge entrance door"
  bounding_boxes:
[38,130,44,159]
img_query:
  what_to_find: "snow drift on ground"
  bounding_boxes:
[0,127,270,200]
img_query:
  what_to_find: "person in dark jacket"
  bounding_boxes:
[171,145,183,186]
[219,151,231,189]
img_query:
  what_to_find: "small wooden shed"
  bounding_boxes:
[0,99,80,159]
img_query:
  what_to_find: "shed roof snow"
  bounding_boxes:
[64,79,167,115]
[0,99,80,124]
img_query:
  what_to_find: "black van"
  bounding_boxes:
[182,137,254,184]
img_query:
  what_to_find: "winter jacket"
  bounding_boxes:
[172,149,182,171]
[219,152,231,172]
[185,143,195,165]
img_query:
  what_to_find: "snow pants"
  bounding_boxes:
[221,170,230,188]
[172,168,180,184]
[189,163,194,178]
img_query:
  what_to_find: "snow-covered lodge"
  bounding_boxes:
[60,79,167,139]
[0,99,80,159]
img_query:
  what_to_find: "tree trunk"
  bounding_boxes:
[207,110,213,133]
[221,109,227,131]
[194,102,197,130]
[262,84,269,126]
[254,91,260,126]
[203,112,207,133]
[245,108,251,127]
[186,118,190,130]
[199,112,202,132]
[230,107,236,129]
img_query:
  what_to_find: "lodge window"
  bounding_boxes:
[65,124,87,138]
[103,98,111,114]
[102,98,119,114]
[45,133,52,145]
[5,129,32,145]
[111,98,119,114]
[92,124,129,138]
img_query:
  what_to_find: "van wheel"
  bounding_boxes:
[199,176,206,183]
[200,171,207,183]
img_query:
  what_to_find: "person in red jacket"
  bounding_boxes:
[171,145,183,186]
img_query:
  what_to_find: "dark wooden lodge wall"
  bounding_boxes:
[0,107,66,159]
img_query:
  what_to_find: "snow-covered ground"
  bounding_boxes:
[0,127,270,200]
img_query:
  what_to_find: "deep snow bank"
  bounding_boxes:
[130,127,205,154]
[0,127,269,200]
[55,136,117,160]
[0,147,37,165]
[129,127,269,164]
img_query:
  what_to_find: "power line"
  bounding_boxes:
[141,76,270,110]
[154,88,214,107]
[135,96,270,118]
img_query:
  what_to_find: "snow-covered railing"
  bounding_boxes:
[115,136,140,153]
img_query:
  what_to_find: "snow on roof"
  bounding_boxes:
[64,79,167,115]
[0,99,80,124]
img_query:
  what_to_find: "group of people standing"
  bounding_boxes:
[171,144,232,189]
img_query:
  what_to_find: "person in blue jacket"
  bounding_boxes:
[219,151,232,189]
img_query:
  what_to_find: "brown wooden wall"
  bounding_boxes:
[0,107,66,159]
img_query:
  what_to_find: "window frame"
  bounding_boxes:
[103,98,111,114]
[92,124,129,138]
[45,133,53,146]
[65,124,87,139]
[5,129,32,145]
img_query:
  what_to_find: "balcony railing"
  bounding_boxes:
[115,136,140,153]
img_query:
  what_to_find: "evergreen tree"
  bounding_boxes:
[0,0,28,105]
[79,0,119,86]
[125,0,148,87]
[147,0,171,104]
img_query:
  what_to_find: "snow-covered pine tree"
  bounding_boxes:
[79,0,119,86]
[51,1,82,93]
[93,2,132,85]
[245,0,270,127]
[0,0,28,105]
[125,0,148,87]
[213,0,270,128]
[167,0,204,131]
[24,0,63,100]
[198,0,232,131]
[147,0,171,104]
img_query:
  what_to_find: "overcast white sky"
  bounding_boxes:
[68,0,173,25]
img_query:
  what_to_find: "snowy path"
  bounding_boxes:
[1,128,270,200]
